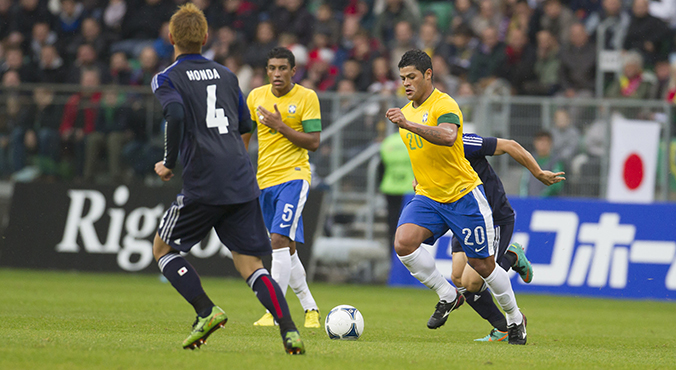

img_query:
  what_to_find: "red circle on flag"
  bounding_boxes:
[623,153,643,190]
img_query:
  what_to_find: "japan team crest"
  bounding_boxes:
[288,105,297,114]
[422,112,428,123]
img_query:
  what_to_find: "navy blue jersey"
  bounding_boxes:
[151,54,258,205]
[463,133,515,225]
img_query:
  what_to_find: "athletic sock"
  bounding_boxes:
[482,265,523,326]
[397,247,457,302]
[289,251,318,311]
[271,247,291,296]
[247,268,297,336]
[158,253,213,316]
[463,290,508,332]
[499,250,517,271]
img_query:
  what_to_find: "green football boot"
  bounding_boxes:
[507,242,533,283]
[283,330,306,355]
[474,328,509,342]
[182,306,228,350]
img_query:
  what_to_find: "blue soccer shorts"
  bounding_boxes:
[260,179,309,243]
[398,185,496,259]
[157,194,271,256]
[452,222,514,264]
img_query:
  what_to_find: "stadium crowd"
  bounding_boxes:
[0,0,674,185]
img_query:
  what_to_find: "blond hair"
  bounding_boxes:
[169,3,208,53]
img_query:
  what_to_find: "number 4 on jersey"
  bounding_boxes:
[206,84,229,134]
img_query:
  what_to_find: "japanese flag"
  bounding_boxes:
[607,115,660,203]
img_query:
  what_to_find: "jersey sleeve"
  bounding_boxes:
[151,72,183,109]
[463,134,497,159]
[434,96,462,127]
[301,90,322,133]
[238,88,253,134]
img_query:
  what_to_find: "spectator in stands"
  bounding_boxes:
[539,0,576,46]
[348,29,381,82]
[103,0,126,38]
[37,45,66,84]
[551,108,580,164]
[223,54,254,94]
[451,0,478,31]
[1,47,34,83]
[373,0,419,48]
[653,59,672,100]
[274,0,315,46]
[520,130,564,197]
[66,43,108,84]
[569,0,603,21]
[508,0,534,37]
[585,0,630,50]
[559,23,596,98]
[334,15,361,68]
[122,96,162,182]
[305,48,339,92]
[389,20,416,77]
[418,23,443,58]
[0,0,12,42]
[66,17,110,66]
[498,27,537,95]
[431,55,459,95]
[457,81,476,121]
[368,56,398,95]
[649,0,676,29]
[130,46,160,86]
[29,22,57,66]
[623,0,671,67]
[83,88,130,183]
[12,87,63,180]
[471,0,504,39]
[112,0,172,57]
[10,0,53,51]
[278,33,308,80]
[606,51,654,100]
[203,26,245,62]
[244,21,277,68]
[216,0,258,43]
[153,22,173,64]
[315,3,341,46]
[108,51,132,85]
[523,29,561,95]
[2,71,23,177]
[55,0,85,47]
[339,58,367,92]
[59,68,102,179]
[443,23,477,79]
[468,26,506,86]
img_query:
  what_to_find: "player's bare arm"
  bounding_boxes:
[258,104,320,151]
[494,138,565,185]
[241,132,252,151]
[385,108,457,147]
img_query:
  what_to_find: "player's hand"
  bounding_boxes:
[155,161,174,181]
[386,108,407,128]
[537,170,566,186]
[257,104,284,131]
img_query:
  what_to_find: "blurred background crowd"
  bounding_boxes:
[0,0,674,187]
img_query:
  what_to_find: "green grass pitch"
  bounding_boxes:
[1,269,674,370]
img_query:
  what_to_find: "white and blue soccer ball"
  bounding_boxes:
[325,305,364,340]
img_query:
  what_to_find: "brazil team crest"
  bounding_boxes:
[422,112,429,123]
[288,105,297,114]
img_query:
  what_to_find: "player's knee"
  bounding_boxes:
[393,236,418,256]
[270,233,292,250]
[152,233,173,261]
[450,273,463,287]
[465,278,484,293]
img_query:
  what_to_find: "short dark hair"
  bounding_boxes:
[534,130,552,140]
[267,47,295,68]
[398,49,432,75]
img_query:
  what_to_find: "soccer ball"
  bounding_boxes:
[324,305,364,340]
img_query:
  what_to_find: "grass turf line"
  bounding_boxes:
[0,269,674,370]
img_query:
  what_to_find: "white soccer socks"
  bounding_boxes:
[271,247,291,296]
[482,265,523,326]
[289,251,318,311]
[398,247,457,302]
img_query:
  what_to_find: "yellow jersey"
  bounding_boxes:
[400,88,481,203]
[247,84,322,189]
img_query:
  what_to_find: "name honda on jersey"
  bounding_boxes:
[186,68,221,81]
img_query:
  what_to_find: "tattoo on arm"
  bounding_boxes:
[411,126,442,140]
